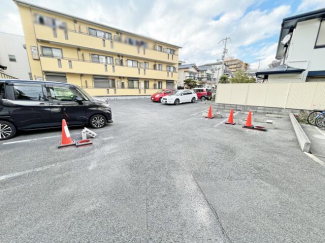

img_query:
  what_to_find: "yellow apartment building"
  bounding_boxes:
[14,0,181,96]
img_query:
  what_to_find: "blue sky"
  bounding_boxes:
[1,0,325,69]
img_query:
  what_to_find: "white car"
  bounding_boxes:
[161,90,198,105]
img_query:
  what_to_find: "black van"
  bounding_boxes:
[0,80,112,140]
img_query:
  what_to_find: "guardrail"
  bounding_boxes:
[0,72,17,79]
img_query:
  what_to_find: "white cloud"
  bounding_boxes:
[298,0,325,12]
[249,43,278,70]
[0,0,292,66]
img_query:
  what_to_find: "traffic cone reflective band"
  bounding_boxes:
[206,106,214,119]
[243,110,254,129]
[225,109,235,125]
[58,119,76,148]
[76,139,93,147]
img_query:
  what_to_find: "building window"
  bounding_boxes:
[158,64,162,71]
[58,59,62,68]
[93,76,115,88]
[157,45,163,52]
[105,65,108,72]
[122,82,125,89]
[165,48,175,55]
[154,83,157,89]
[103,39,106,47]
[144,81,149,89]
[127,60,138,68]
[8,55,16,62]
[91,54,113,64]
[107,57,113,64]
[69,60,72,69]
[42,47,63,58]
[158,81,162,89]
[316,19,325,47]
[88,28,112,40]
[144,62,149,69]
[128,80,139,89]
[167,66,176,72]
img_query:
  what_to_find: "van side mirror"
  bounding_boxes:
[74,96,83,104]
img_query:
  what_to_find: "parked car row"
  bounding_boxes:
[151,88,212,105]
[0,79,113,140]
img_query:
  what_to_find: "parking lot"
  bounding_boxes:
[1,99,325,242]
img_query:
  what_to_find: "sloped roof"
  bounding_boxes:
[197,66,210,71]
[276,8,325,60]
[179,63,197,69]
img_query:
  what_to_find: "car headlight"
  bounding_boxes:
[155,95,159,97]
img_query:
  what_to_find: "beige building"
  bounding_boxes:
[14,0,181,96]
[224,58,249,73]
[177,63,198,89]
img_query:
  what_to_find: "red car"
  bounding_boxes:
[151,89,174,102]
[193,88,212,101]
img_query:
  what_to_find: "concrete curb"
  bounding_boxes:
[289,113,311,152]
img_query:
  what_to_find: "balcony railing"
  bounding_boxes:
[0,71,17,79]
[40,56,178,80]
[185,75,212,81]
[34,24,178,64]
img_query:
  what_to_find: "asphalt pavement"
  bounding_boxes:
[1,99,325,242]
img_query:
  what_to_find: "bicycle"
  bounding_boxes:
[315,110,325,129]
[307,110,323,125]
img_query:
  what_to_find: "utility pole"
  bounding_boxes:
[254,58,262,71]
[218,37,231,75]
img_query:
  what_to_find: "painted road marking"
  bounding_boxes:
[304,152,325,167]
[0,163,59,181]
[2,135,60,145]
[1,127,113,145]
[313,134,325,140]
[315,127,325,136]
[213,111,239,128]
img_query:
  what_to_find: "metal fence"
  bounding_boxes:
[216,82,325,110]
[0,71,17,80]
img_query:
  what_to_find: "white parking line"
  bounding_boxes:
[315,127,325,136]
[213,111,239,128]
[1,127,113,145]
[304,152,325,167]
[2,135,60,145]
[0,162,59,181]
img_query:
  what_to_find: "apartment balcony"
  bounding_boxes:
[34,24,178,65]
[185,75,211,82]
[40,56,178,80]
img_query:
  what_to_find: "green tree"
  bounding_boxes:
[183,78,197,89]
[230,70,256,83]
[219,75,230,83]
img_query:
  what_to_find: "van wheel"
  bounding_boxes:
[201,96,206,101]
[0,121,16,140]
[89,114,106,129]
[174,99,180,105]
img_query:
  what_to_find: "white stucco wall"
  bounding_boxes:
[286,19,325,73]
[0,32,30,79]
[268,74,303,83]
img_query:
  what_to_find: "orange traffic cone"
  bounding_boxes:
[225,108,235,125]
[243,110,254,129]
[206,106,214,119]
[58,119,76,148]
